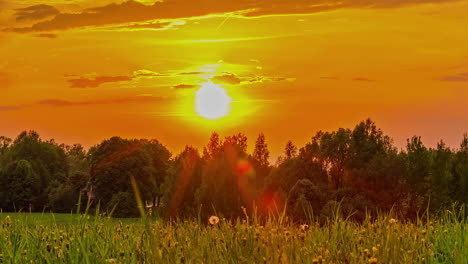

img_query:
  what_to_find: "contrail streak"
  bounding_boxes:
[217,14,231,30]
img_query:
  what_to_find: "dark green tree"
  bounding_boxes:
[284,140,298,160]
[0,160,40,211]
[319,128,352,189]
[453,134,468,204]
[89,137,170,216]
[162,146,203,218]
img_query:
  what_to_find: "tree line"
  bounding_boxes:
[0,119,467,220]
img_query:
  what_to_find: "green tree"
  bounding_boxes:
[0,160,40,211]
[0,131,69,210]
[288,179,327,220]
[0,136,11,156]
[89,137,170,216]
[253,133,269,167]
[453,134,468,204]
[252,133,270,192]
[428,141,454,211]
[162,146,203,218]
[284,140,298,160]
[319,129,352,189]
[403,136,432,217]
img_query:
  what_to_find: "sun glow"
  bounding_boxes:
[195,82,231,120]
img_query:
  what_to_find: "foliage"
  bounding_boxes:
[89,137,170,212]
[0,119,467,219]
[0,208,466,263]
[107,192,140,218]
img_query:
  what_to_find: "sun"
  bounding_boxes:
[195,82,231,120]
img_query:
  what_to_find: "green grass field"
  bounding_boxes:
[0,209,466,264]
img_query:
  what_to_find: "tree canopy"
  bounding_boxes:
[0,120,467,219]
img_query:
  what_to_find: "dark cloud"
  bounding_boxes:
[0,105,24,111]
[1,95,168,111]
[14,4,59,22]
[320,76,339,80]
[64,69,197,88]
[35,33,57,38]
[113,21,171,30]
[247,75,293,83]
[133,69,168,78]
[211,72,241,85]
[5,0,458,32]
[440,72,468,82]
[353,77,376,82]
[38,95,168,106]
[178,71,205,75]
[67,75,132,88]
[173,84,201,89]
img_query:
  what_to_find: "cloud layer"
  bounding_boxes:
[14,4,59,22]
[5,0,458,32]
[0,95,169,111]
[440,72,468,82]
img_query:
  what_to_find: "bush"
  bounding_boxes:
[48,183,78,213]
[107,192,139,218]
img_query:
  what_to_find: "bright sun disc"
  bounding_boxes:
[195,82,231,120]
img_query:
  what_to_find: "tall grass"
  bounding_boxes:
[0,204,466,263]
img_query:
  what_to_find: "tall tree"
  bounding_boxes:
[204,132,222,159]
[453,134,468,204]
[0,160,40,211]
[162,146,202,218]
[319,128,352,189]
[284,140,298,160]
[1,131,69,209]
[89,137,170,216]
[428,141,453,210]
[0,136,11,156]
[253,133,270,167]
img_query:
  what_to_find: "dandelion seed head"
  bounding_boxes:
[209,215,219,225]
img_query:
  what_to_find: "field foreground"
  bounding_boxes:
[0,211,466,264]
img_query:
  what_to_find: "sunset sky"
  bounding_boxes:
[1,0,468,158]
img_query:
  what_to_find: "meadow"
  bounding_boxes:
[0,207,466,264]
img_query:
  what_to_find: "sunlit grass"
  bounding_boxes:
[0,206,466,264]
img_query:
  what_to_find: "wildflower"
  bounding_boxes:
[5,215,11,226]
[209,215,219,225]
[368,257,378,263]
[312,256,323,264]
[300,224,309,231]
[105,258,118,263]
[421,229,427,235]
[372,247,378,253]
[389,218,397,224]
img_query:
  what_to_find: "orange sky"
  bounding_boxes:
[1,0,468,159]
